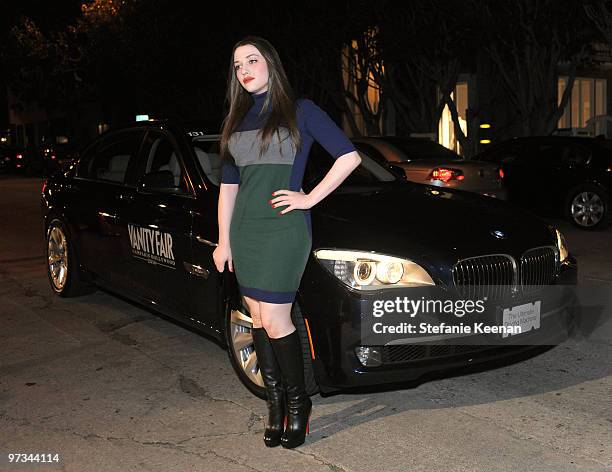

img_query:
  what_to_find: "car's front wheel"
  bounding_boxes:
[224,295,318,399]
[565,184,611,230]
[46,218,95,297]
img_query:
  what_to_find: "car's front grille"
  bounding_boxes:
[520,246,558,292]
[381,344,489,364]
[452,254,516,300]
[452,246,559,301]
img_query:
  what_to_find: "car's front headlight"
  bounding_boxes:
[555,228,569,262]
[549,226,569,262]
[313,249,435,290]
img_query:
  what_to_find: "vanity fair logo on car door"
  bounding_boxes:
[127,223,175,269]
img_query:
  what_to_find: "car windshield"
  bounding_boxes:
[376,137,461,161]
[189,135,398,188]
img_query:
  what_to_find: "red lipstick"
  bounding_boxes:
[244,77,254,84]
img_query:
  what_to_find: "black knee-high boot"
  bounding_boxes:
[269,329,312,449]
[251,327,286,447]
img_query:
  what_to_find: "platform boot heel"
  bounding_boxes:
[269,329,312,449]
[251,327,286,447]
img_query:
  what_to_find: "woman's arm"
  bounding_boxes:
[271,99,362,214]
[213,183,239,272]
[305,151,361,207]
[218,183,239,246]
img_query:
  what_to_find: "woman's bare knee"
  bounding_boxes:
[260,302,295,338]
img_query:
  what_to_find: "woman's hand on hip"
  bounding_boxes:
[213,243,233,272]
[270,188,313,214]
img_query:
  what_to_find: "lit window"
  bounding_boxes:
[558,77,607,130]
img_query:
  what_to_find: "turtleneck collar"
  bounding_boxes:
[250,89,268,101]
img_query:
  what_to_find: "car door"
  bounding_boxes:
[67,129,145,288]
[549,141,592,207]
[122,129,194,315]
[188,137,227,329]
[515,140,585,212]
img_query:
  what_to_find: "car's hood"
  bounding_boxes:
[312,182,557,277]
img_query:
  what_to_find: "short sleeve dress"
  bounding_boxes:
[221,89,356,304]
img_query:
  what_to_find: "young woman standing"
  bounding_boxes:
[213,35,361,449]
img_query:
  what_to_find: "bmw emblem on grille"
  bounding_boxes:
[491,229,507,239]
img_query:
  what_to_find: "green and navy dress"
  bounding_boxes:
[222,90,356,303]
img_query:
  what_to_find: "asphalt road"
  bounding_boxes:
[1,174,611,472]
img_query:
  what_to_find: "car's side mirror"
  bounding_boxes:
[137,170,177,193]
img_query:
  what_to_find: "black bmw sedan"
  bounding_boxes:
[41,120,578,398]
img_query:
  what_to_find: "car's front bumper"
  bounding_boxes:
[299,255,578,394]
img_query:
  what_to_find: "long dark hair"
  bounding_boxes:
[220,35,302,166]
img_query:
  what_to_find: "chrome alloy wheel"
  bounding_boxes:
[571,191,604,227]
[48,226,68,291]
[229,306,264,388]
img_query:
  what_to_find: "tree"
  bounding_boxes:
[270,1,366,136]
[583,0,612,47]
[373,0,476,147]
[475,0,599,136]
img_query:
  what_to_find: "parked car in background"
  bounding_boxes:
[352,136,507,200]
[42,143,80,176]
[0,145,42,174]
[472,136,612,230]
[1,143,80,176]
[0,146,17,173]
[2,145,45,175]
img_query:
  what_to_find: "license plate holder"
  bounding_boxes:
[499,300,541,338]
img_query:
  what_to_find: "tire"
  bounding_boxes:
[46,217,95,297]
[564,183,611,230]
[224,294,318,399]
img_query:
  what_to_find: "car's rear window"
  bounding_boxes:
[378,137,461,161]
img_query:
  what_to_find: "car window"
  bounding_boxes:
[563,143,591,166]
[75,140,101,177]
[353,142,387,164]
[138,131,190,194]
[192,139,222,186]
[531,142,589,167]
[536,143,567,166]
[304,142,396,191]
[78,130,143,184]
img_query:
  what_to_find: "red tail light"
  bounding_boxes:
[41,179,47,194]
[498,167,504,179]
[429,167,464,183]
[16,153,23,159]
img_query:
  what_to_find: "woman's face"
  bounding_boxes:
[233,44,269,95]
